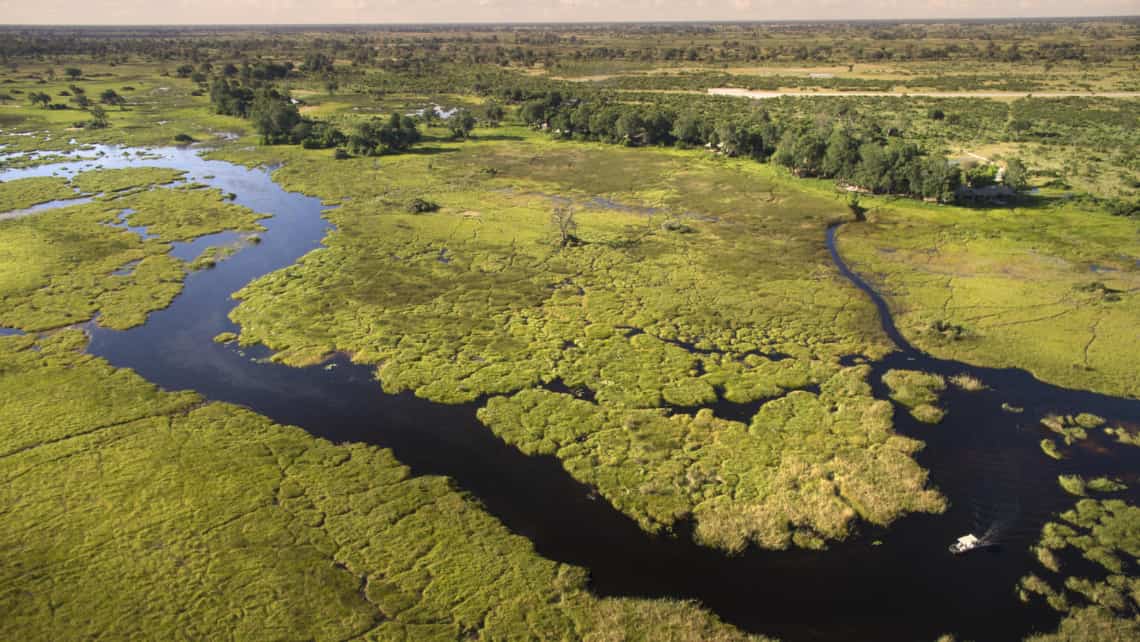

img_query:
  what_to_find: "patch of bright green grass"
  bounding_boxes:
[0,200,182,330]
[189,242,244,271]
[0,176,79,212]
[0,331,764,641]
[70,166,185,193]
[478,366,945,552]
[0,173,265,331]
[1105,426,1140,447]
[882,369,947,424]
[838,200,1140,399]
[111,185,266,242]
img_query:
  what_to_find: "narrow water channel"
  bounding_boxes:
[5,146,1139,641]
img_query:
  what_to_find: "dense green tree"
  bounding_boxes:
[483,100,505,126]
[209,78,253,117]
[87,105,110,129]
[920,157,962,203]
[448,109,478,139]
[348,114,421,155]
[1004,158,1030,191]
[27,91,51,108]
[303,52,334,73]
[615,111,646,146]
[249,89,302,144]
[671,111,703,146]
[295,121,346,149]
[99,89,126,109]
[774,125,828,177]
[822,127,860,178]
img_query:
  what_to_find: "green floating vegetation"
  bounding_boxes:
[1087,477,1128,494]
[1059,475,1087,496]
[71,167,185,193]
[948,373,987,391]
[213,331,239,343]
[228,136,890,394]
[881,369,947,424]
[1105,426,1140,447]
[1040,438,1066,460]
[1021,498,1140,638]
[478,366,945,552]
[0,175,78,212]
[189,243,242,271]
[1041,413,1105,445]
[1058,474,1125,497]
[0,332,763,642]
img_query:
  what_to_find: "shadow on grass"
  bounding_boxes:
[403,146,460,156]
[467,133,526,142]
[419,133,525,144]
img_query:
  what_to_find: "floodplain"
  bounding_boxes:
[1,18,1138,642]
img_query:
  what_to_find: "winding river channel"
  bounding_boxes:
[4,145,1139,641]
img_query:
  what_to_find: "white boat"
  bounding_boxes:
[949,533,986,554]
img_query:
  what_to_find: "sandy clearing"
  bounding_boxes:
[709,87,1140,100]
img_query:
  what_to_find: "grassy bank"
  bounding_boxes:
[0,331,763,641]
[837,198,1140,399]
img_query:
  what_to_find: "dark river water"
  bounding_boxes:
[5,146,1139,641]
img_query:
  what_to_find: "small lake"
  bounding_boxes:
[3,144,1138,641]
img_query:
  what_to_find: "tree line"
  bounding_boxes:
[208,76,478,153]
[513,90,1004,203]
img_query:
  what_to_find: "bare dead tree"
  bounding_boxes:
[552,205,578,248]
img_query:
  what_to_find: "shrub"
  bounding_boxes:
[406,198,439,213]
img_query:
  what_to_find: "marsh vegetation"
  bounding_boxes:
[0,18,1138,642]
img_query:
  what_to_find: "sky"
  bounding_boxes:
[1,0,1137,26]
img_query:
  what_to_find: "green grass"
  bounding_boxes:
[70,167,185,193]
[479,366,945,552]
[0,331,765,641]
[0,62,253,152]
[212,131,951,551]
[882,369,947,424]
[189,242,244,271]
[113,185,266,242]
[0,171,265,331]
[838,198,1140,399]
[0,198,181,330]
[0,176,79,211]
[1105,426,1140,447]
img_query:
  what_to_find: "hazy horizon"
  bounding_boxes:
[1,1,1137,27]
